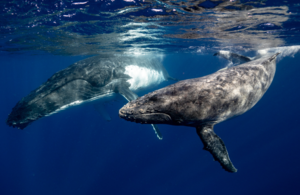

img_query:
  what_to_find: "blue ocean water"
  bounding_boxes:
[1,1,300,195]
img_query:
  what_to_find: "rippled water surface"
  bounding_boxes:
[1,0,300,55]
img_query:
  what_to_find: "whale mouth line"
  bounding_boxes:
[140,113,172,118]
[119,111,172,124]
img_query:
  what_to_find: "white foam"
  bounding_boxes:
[124,65,165,91]
[72,1,88,5]
[219,50,231,57]
[152,9,163,12]
[257,45,300,60]
[218,50,234,67]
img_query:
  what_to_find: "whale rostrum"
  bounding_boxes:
[119,52,280,172]
[6,55,177,140]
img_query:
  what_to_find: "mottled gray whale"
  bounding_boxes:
[119,52,280,172]
[6,55,177,139]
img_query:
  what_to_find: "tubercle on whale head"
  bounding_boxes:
[6,100,44,129]
[6,111,33,129]
[119,109,173,124]
[6,118,32,129]
[119,92,173,124]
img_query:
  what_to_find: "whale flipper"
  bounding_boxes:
[151,124,163,140]
[94,104,111,121]
[196,125,237,173]
[166,76,179,81]
[119,87,163,140]
[118,87,139,102]
[214,51,251,65]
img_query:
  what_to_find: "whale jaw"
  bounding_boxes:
[6,105,36,129]
[119,109,172,124]
[6,119,31,129]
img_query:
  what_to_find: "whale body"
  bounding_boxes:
[6,55,177,139]
[119,53,280,172]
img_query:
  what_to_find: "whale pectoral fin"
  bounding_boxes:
[217,67,228,72]
[151,124,163,140]
[94,104,111,121]
[118,87,163,140]
[166,76,179,82]
[196,125,237,173]
[118,87,139,102]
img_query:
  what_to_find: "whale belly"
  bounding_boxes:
[124,65,165,91]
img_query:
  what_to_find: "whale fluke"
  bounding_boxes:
[214,51,251,65]
[196,125,237,173]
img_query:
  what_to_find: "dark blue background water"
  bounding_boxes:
[0,52,299,195]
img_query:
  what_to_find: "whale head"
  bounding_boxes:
[119,87,181,125]
[6,99,45,129]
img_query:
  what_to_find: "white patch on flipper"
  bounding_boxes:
[124,65,165,91]
[45,93,115,117]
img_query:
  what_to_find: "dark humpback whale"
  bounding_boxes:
[119,52,280,172]
[6,55,177,139]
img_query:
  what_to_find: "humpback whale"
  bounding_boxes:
[6,55,177,139]
[119,52,280,172]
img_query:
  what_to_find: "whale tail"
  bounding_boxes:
[196,125,237,173]
[214,51,251,65]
